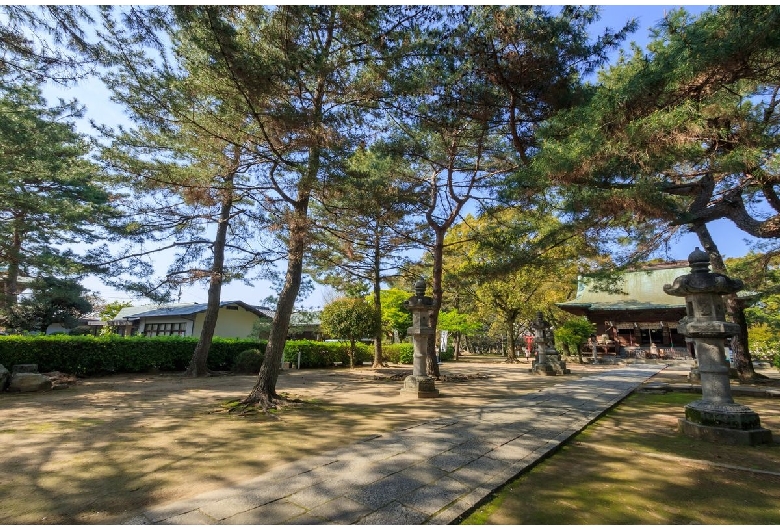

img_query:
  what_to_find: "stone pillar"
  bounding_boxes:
[400,279,439,398]
[663,248,772,445]
[530,312,570,376]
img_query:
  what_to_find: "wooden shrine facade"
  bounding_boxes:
[557,263,689,351]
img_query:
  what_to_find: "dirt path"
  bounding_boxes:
[1,358,775,524]
[1,358,603,524]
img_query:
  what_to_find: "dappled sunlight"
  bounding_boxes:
[465,389,780,525]
[1,363,596,523]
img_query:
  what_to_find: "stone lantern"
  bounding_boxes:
[400,278,439,398]
[530,311,570,376]
[663,248,772,445]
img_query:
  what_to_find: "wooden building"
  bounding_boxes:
[557,263,689,353]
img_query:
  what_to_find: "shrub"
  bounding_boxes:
[283,340,371,368]
[382,343,452,364]
[68,325,93,336]
[232,349,264,374]
[383,343,414,364]
[0,335,265,376]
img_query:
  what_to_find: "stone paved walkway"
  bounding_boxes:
[125,365,665,525]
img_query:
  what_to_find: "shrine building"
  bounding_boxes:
[557,262,689,352]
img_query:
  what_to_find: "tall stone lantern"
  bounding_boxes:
[530,311,570,376]
[663,248,772,445]
[400,279,439,398]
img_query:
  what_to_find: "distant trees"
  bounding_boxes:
[0,80,115,314]
[307,148,418,368]
[3,277,92,333]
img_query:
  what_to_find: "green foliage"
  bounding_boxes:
[525,6,780,260]
[380,343,452,364]
[320,297,380,367]
[232,349,264,374]
[378,289,413,340]
[321,298,380,342]
[3,277,92,333]
[747,324,780,364]
[99,301,133,321]
[553,318,596,356]
[438,310,482,335]
[0,335,265,375]
[68,325,93,336]
[382,343,415,364]
[0,81,116,309]
[282,340,371,368]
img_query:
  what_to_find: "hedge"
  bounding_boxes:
[382,343,454,364]
[0,335,265,376]
[0,336,453,376]
[383,343,414,364]
[283,340,371,368]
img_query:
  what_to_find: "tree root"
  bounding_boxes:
[739,372,772,383]
[225,393,303,417]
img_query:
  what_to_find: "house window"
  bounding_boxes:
[225,305,239,310]
[144,322,187,337]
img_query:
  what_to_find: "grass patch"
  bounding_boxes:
[461,392,780,525]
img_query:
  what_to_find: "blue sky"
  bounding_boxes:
[42,5,756,307]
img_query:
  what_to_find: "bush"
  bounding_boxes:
[382,343,453,364]
[283,340,371,368]
[232,348,264,374]
[0,335,265,376]
[383,343,414,364]
[68,325,93,336]
[440,345,455,362]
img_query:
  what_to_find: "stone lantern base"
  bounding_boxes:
[679,400,772,446]
[400,375,440,398]
[530,354,571,376]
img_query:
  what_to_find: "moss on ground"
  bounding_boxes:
[461,392,780,525]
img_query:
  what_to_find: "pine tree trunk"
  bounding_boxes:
[425,230,445,378]
[185,175,234,377]
[2,224,23,312]
[371,234,384,368]
[243,202,309,407]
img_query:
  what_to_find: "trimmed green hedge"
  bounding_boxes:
[382,343,454,364]
[283,340,371,368]
[0,335,265,376]
[0,336,445,375]
[383,343,414,364]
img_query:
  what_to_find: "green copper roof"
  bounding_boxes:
[558,265,688,311]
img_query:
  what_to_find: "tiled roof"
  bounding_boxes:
[112,301,274,321]
[557,265,688,311]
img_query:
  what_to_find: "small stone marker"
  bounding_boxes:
[400,278,439,398]
[664,248,772,445]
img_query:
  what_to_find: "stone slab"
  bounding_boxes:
[678,419,773,446]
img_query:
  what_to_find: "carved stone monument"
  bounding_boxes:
[664,248,772,445]
[400,279,439,398]
[530,311,570,376]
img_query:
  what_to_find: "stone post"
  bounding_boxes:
[663,247,772,445]
[400,279,439,398]
[530,312,570,376]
